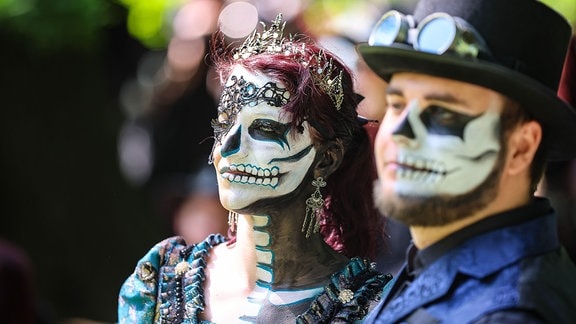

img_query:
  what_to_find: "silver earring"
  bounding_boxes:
[302,177,326,238]
[228,211,238,233]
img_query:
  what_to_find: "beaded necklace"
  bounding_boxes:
[168,233,226,323]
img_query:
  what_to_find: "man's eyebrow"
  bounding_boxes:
[386,87,403,96]
[424,93,468,105]
[386,86,470,106]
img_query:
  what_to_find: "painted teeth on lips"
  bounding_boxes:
[396,154,447,175]
[397,167,444,184]
[221,164,280,188]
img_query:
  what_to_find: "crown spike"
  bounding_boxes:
[231,13,344,110]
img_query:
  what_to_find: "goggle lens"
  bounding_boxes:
[416,17,456,54]
[368,11,407,46]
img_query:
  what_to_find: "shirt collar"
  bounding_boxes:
[410,197,553,274]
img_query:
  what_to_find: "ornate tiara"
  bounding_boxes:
[232,14,344,110]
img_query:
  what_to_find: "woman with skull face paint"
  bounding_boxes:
[118,14,392,323]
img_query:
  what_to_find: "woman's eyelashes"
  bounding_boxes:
[249,119,291,148]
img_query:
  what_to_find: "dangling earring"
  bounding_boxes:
[228,211,239,233]
[302,177,326,238]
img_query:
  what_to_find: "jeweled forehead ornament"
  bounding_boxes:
[232,13,344,111]
[212,75,290,144]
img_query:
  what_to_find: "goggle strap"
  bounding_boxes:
[405,15,416,29]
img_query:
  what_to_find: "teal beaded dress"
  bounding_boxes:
[118,234,392,323]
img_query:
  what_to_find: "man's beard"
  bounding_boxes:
[373,147,506,227]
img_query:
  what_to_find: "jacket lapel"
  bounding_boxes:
[378,258,458,322]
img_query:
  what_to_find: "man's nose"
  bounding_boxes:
[392,112,416,140]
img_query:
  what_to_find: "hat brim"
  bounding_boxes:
[358,44,576,161]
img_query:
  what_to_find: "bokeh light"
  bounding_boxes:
[118,121,154,186]
[254,0,304,22]
[172,0,221,40]
[218,2,259,39]
[166,37,206,82]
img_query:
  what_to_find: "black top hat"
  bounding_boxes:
[358,0,576,161]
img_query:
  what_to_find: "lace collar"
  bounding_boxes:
[159,234,391,323]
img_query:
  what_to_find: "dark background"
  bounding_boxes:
[0,4,216,321]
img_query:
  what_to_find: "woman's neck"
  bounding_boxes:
[202,206,349,323]
[233,210,348,289]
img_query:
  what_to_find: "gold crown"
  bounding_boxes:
[232,14,344,110]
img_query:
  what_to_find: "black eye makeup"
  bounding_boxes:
[420,105,479,139]
[248,119,291,149]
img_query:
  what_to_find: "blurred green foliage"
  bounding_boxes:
[0,0,574,52]
[0,0,118,51]
[117,0,186,49]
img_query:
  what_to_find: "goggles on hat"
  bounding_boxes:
[368,10,492,59]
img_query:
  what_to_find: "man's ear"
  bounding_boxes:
[313,139,345,179]
[506,120,542,176]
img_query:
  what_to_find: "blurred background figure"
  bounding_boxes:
[355,57,390,124]
[0,238,51,324]
[354,51,411,275]
[316,34,410,275]
[115,1,228,246]
[167,165,229,244]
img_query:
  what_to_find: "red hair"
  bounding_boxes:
[210,31,384,259]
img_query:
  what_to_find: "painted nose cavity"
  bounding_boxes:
[392,114,416,139]
[221,126,241,157]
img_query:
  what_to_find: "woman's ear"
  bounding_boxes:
[313,139,345,179]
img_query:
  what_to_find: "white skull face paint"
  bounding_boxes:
[391,99,501,196]
[212,66,316,210]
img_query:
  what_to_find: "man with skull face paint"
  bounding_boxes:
[118,14,392,323]
[359,0,576,323]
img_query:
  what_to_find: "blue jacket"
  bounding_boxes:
[366,210,576,323]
